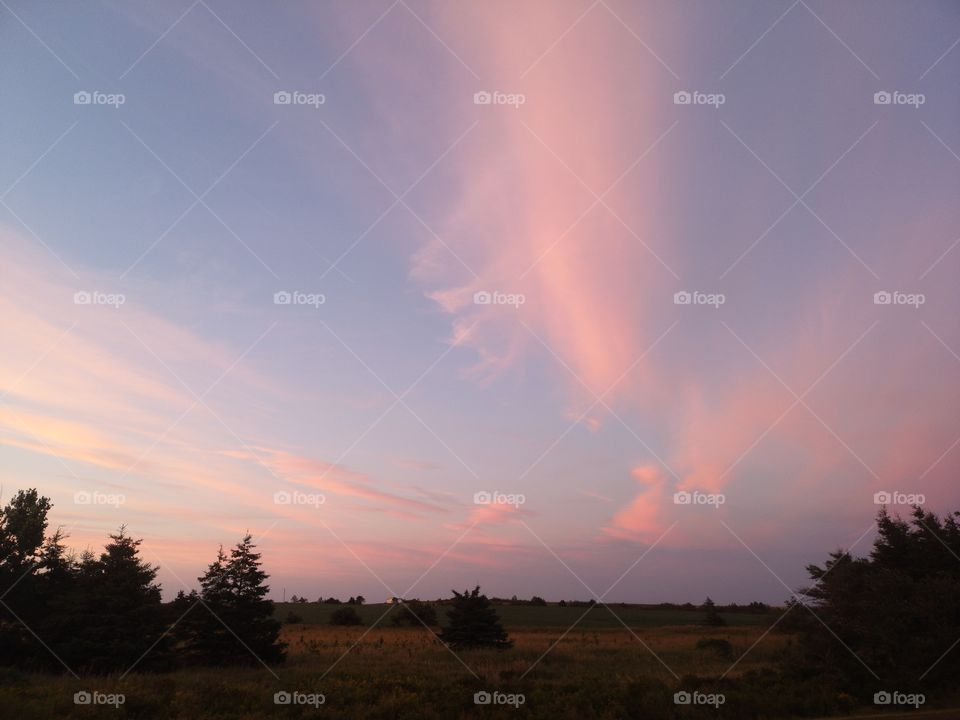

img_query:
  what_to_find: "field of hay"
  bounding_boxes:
[0,617,802,719]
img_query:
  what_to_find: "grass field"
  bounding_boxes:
[2,622,789,719]
[4,606,952,719]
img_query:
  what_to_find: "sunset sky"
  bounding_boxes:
[2,0,959,603]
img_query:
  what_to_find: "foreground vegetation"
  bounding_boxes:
[3,623,793,719]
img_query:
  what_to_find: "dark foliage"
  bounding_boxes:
[783,505,960,695]
[701,596,727,627]
[439,586,512,649]
[173,534,286,666]
[329,606,363,626]
[390,599,438,626]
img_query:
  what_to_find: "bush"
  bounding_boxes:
[390,600,438,627]
[329,607,363,626]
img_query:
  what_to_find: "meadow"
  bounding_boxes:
[5,603,958,719]
[0,604,811,720]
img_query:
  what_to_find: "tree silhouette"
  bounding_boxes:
[176,535,285,666]
[0,489,56,665]
[57,527,170,673]
[439,586,512,649]
[701,596,726,627]
[787,505,960,692]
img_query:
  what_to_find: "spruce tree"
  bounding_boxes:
[439,586,512,649]
[57,527,170,672]
[182,534,285,665]
[701,596,727,627]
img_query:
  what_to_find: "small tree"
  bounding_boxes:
[701,596,726,627]
[440,586,512,649]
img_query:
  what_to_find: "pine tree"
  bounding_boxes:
[701,596,726,627]
[439,586,512,649]
[57,527,170,672]
[181,534,285,665]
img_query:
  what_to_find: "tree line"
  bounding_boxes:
[0,488,513,673]
[0,489,284,673]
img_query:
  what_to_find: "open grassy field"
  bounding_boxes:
[5,612,959,719]
[2,622,790,719]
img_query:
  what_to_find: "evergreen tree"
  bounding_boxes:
[180,535,285,665]
[701,596,726,627]
[787,505,960,692]
[55,527,171,673]
[439,586,512,649]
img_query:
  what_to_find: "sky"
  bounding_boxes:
[1,0,959,603]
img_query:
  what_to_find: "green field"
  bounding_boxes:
[274,602,776,628]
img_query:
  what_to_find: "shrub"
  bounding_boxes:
[329,606,363,626]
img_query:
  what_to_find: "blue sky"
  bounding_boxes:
[2,0,960,603]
